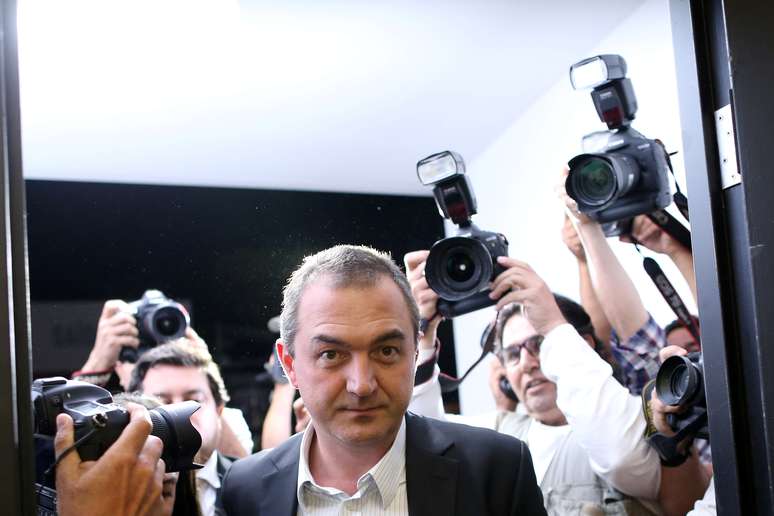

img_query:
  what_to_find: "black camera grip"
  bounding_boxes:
[437,291,496,318]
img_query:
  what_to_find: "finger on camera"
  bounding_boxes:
[495,290,531,311]
[651,395,684,415]
[404,250,430,272]
[495,256,532,271]
[112,321,140,337]
[114,336,141,349]
[659,345,688,362]
[53,414,80,475]
[101,299,129,317]
[108,312,137,327]
[103,403,154,461]
[410,277,431,295]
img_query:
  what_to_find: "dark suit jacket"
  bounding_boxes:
[221,412,546,515]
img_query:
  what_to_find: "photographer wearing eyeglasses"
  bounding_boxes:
[408,251,665,514]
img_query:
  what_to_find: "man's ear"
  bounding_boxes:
[276,340,298,388]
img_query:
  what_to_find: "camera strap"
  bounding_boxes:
[414,318,496,393]
[44,427,100,477]
[645,209,692,251]
[636,249,701,343]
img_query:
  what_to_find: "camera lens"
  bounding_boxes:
[148,305,188,341]
[425,236,493,301]
[567,153,641,212]
[655,354,704,407]
[446,251,476,283]
[576,158,616,204]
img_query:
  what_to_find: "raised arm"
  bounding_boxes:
[404,250,447,420]
[491,257,661,500]
[561,214,612,346]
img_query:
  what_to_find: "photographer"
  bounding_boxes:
[558,174,669,396]
[54,402,167,516]
[648,346,713,515]
[407,250,663,513]
[73,298,253,459]
[129,339,234,516]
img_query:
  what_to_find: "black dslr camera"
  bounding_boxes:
[417,151,508,318]
[32,377,202,472]
[119,289,190,362]
[566,54,672,235]
[654,352,708,440]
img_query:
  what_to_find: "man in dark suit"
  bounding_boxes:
[221,245,545,515]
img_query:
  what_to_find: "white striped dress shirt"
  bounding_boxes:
[296,418,408,516]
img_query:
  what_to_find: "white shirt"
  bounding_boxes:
[525,419,572,484]
[196,451,221,516]
[296,419,408,516]
[540,323,661,500]
[409,323,661,501]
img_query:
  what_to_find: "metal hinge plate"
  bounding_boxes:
[715,104,741,189]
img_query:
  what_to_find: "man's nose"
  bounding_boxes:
[346,355,377,397]
[518,346,540,373]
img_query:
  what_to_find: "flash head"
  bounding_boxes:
[570,54,627,90]
[417,151,465,186]
[418,150,477,226]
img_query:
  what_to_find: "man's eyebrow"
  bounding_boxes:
[311,334,349,347]
[373,329,407,344]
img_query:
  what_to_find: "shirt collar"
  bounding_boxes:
[195,450,221,489]
[297,417,407,510]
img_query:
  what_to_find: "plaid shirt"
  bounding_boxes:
[610,314,666,396]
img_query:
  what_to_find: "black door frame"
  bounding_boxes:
[670,0,774,514]
[0,0,36,514]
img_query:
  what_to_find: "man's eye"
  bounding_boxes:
[321,350,339,361]
[379,346,400,359]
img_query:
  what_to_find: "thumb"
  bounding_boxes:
[53,413,80,477]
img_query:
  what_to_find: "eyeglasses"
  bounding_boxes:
[500,335,544,368]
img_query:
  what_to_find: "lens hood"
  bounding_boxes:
[425,236,493,301]
[655,354,703,407]
[149,400,203,472]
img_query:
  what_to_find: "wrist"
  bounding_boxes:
[539,318,567,337]
[418,317,440,350]
[81,354,115,373]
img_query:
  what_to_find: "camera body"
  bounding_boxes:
[655,352,708,440]
[566,55,672,230]
[32,377,202,472]
[120,289,190,362]
[417,151,509,318]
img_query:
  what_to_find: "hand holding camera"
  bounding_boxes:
[488,257,566,337]
[621,214,684,256]
[81,300,140,373]
[54,402,166,516]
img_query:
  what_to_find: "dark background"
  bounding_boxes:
[25,179,458,448]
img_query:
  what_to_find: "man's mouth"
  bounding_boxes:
[525,379,547,391]
[342,406,383,413]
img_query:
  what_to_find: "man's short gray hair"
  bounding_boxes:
[280,245,420,356]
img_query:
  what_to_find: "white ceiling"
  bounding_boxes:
[17,0,642,196]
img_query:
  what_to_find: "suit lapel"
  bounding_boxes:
[259,433,301,515]
[405,413,458,516]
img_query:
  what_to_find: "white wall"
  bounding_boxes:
[452,0,696,416]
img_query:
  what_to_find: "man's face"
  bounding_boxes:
[141,365,222,463]
[502,314,561,419]
[666,327,700,353]
[278,276,417,450]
